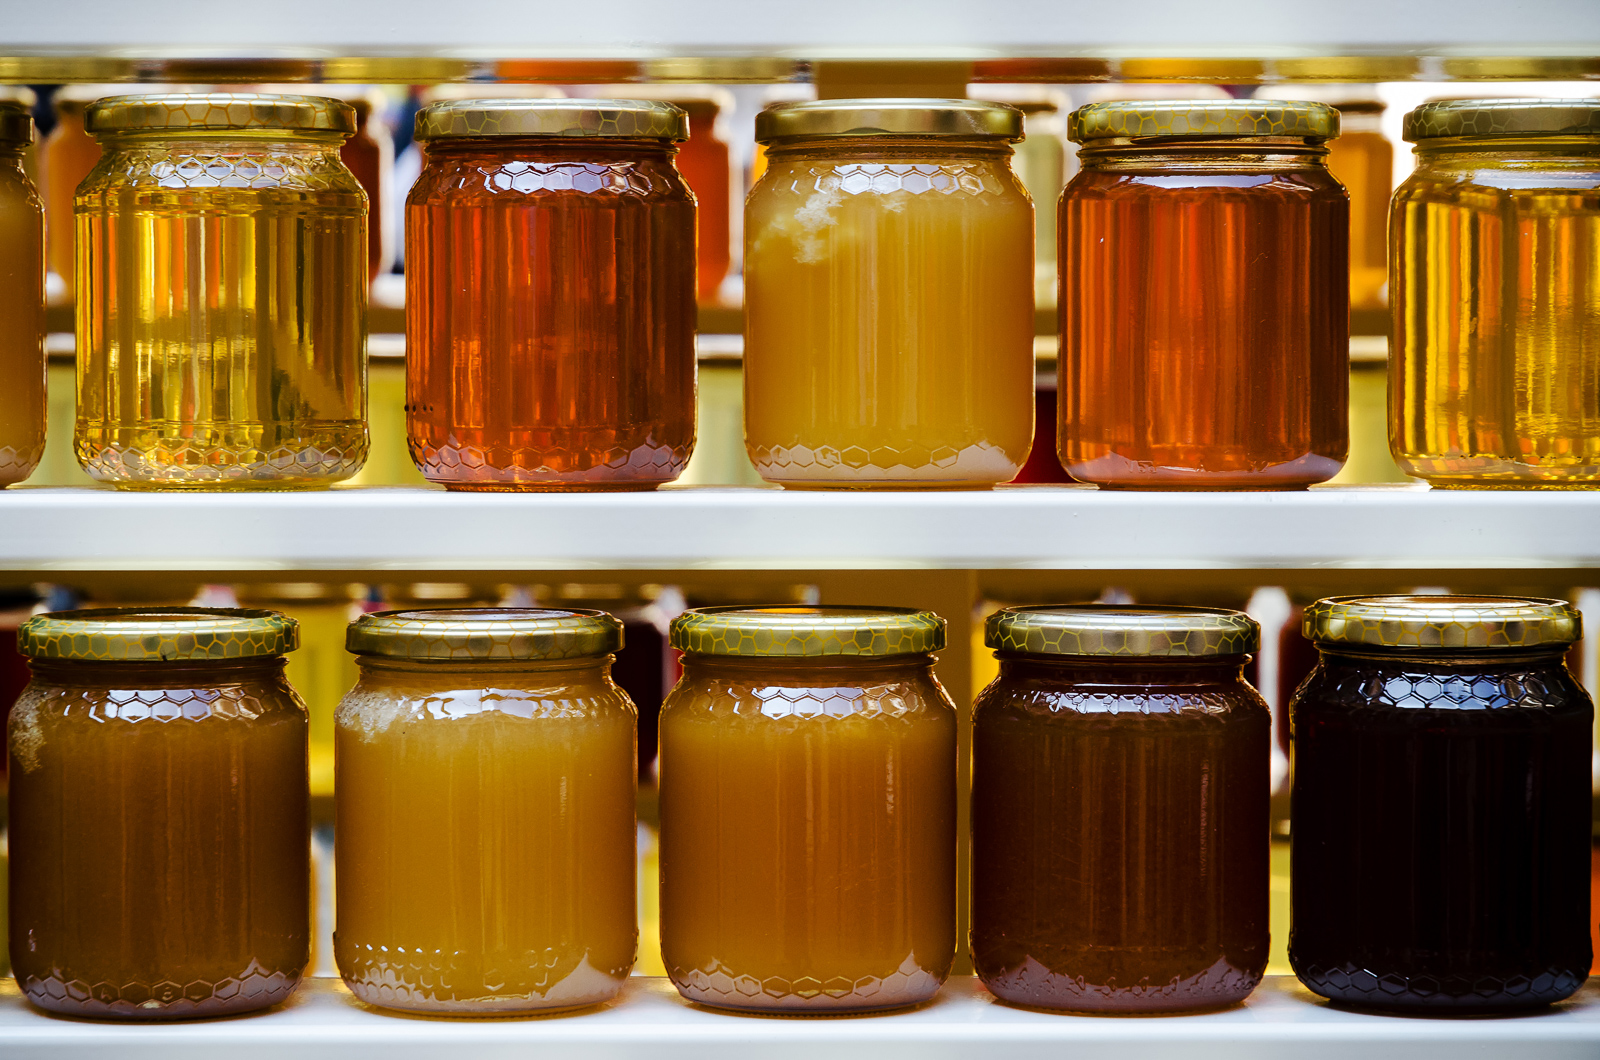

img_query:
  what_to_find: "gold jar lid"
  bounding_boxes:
[346,607,623,661]
[1068,99,1340,143]
[755,99,1024,144]
[0,102,32,146]
[1303,595,1581,650]
[18,607,298,662]
[1404,98,1600,142]
[86,93,357,136]
[986,605,1260,657]
[415,98,688,142]
[671,606,946,658]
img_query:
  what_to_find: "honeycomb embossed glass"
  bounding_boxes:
[406,99,696,490]
[0,102,45,487]
[1391,100,1600,486]
[335,608,638,1013]
[972,606,1270,1012]
[7,608,309,1019]
[1290,595,1593,1013]
[1059,100,1349,488]
[745,100,1035,488]
[76,93,368,489]
[659,606,957,1011]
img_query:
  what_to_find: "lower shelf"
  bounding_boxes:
[1,975,1597,1059]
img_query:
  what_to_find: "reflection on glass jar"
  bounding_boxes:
[1390,99,1600,487]
[744,100,1035,488]
[0,102,44,488]
[972,605,1270,1012]
[7,608,309,1019]
[335,608,637,1013]
[75,93,368,489]
[1059,99,1349,489]
[1290,595,1593,1013]
[659,606,957,1011]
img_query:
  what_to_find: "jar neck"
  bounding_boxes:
[27,656,285,683]
[1314,645,1571,669]
[681,652,935,682]
[762,136,1013,164]
[0,143,26,162]
[1077,135,1330,172]
[95,130,350,153]
[996,651,1248,684]
[1412,135,1600,166]
[420,136,677,162]
[355,654,614,678]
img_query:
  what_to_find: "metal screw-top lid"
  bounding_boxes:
[1303,595,1581,650]
[1404,98,1600,142]
[986,605,1260,657]
[755,99,1024,144]
[671,606,946,658]
[1068,99,1340,143]
[415,98,688,142]
[346,608,623,662]
[0,101,33,147]
[19,607,298,662]
[86,93,357,136]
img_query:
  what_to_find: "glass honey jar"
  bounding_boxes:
[76,93,368,489]
[1390,100,1600,487]
[406,99,696,491]
[0,102,45,488]
[659,606,957,1012]
[335,608,638,1013]
[972,605,1270,1012]
[8,608,309,1019]
[1291,595,1593,1013]
[1059,100,1349,489]
[745,100,1035,489]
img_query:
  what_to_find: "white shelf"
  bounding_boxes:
[1,976,1596,1059]
[2,484,1599,574]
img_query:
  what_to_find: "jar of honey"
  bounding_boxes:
[745,100,1035,488]
[1291,595,1593,1012]
[972,605,1270,1012]
[1391,100,1600,487]
[76,93,368,489]
[659,606,957,1011]
[407,99,696,491]
[1059,100,1349,488]
[0,102,44,488]
[335,608,637,1013]
[8,608,309,1019]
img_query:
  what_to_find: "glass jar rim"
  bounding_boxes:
[671,605,946,658]
[86,92,356,137]
[1404,98,1600,142]
[755,98,1023,145]
[346,607,623,662]
[1303,594,1580,650]
[18,606,298,662]
[986,604,1259,657]
[414,98,688,142]
[1068,99,1339,144]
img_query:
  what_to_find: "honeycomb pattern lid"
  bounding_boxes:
[415,98,688,142]
[0,101,33,147]
[86,93,357,136]
[755,99,1024,144]
[346,607,623,662]
[1404,99,1600,142]
[671,606,946,658]
[986,605,1260,657]
[1304,595,1581,650]
[19,607,298,662]
[1068,99,1339,143]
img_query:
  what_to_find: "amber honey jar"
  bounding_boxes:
[1390,100,1600,487]
[1059,100,1349,488]
[659,606,957,1012]
[406,98,696,491]
[7,608,309,1019]
[76,93,368,489]
[0,101,45,488]
[1291,595,1593,1013]
[972,605,1269,1012]
[335,608,637,1013]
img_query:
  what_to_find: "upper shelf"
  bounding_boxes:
[3,484,1598,574]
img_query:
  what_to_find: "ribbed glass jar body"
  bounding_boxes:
[75,131,368,488]
[406,138,696,491]
[972,653,1270,1012]
[1059,138,1349,488]
[744,137,1035,488]
[0,141,45,487]
[658,653,958,1011]
[7,657,310,1018]
[1390,137,1600,486]
[1289,646,1593,1011]
[333,656,638,1013]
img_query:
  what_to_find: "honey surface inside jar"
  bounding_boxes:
[334,658,637,1013]
[659,654,957,1012]
[0,139,44,486]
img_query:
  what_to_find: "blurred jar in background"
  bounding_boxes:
[978,87,1068,306]
[41,85,118,297]
[0,101,45,488]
